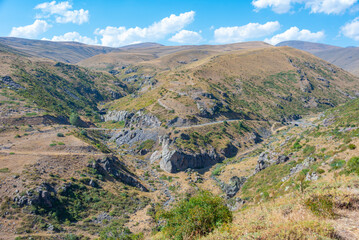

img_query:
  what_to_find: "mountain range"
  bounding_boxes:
[0,37,359,239]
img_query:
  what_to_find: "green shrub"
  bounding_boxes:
[69,113,81,127]
[346,157,359,175]
[292,140,302,150]
[137,139,155,151]
[0,168,10,173]
[57,133,65,137]
[348,144,356,150]
[305,194,335,218]
[160,191,232,239]
[303,145,315,155]
[330,159,346,170]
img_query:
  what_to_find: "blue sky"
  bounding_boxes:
[1,0,359,47]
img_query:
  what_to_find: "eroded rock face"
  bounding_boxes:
[110,129,158,148]
[254,152,290,174]
[159,136,222,173]
[91,156,148,192]
[104,110,161,128]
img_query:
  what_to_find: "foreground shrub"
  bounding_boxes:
[305,194,334,218]
[160,191,232,240]
[346,156,359,175]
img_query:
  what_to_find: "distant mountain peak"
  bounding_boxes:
[119,42,164,50]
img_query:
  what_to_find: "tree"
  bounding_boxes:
[160,191,232,239]
[69,113,81,127]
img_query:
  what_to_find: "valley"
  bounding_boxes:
[0,37,359,240]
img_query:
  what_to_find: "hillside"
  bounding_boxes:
[277,40,359,76]
[0,43,129,121]
[77,41,271,71]
[105,45,359,123]
[0,37,119,63]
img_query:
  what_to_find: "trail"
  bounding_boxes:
[0,150,105,156]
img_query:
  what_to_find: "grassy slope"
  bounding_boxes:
[0,37,119,63]
[0,48,128,119]
[106,46,359,123]
[198,97,359,240]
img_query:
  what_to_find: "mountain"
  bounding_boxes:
[103,44,359,123]
[0,37,119,63]
[276,40,341,53]
[78,41,271,71]
[277,40,359,76]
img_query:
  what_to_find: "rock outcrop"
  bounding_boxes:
[110,128,159,149]
[159,136,222,173]
[221,176,247,198]
[0,76,25,90]
[104,110,160,128]
[90,156,148,192]
[14,183,55,208]
[254,152,290,174]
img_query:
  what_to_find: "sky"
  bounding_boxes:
[1,0,359,47]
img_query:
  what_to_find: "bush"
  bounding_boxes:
[330,159,346,170]
[305,194,335,218]
[346,156,359,175]
[57,133,65,137]
[348,144,356,150]
[160,191,232,239]
[69,113,81,127]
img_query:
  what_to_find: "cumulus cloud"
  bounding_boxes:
[214,21,280,44]
[95,11,195,47]
[35,1,89,24]
[265,26,325,45]
[341,17,359,40]
[45,32,98,45]
[252,0,357,14]
[169,30,203,44]
[9,20,52,38]
[252,0,295,14]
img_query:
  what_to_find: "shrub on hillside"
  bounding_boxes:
[305,194,335,218]
[57,133,65,137]
[346,156,359,175]
[69,113,81,127]
[160,191,232,239]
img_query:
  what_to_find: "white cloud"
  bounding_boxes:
[214,21,280,44]
[265,26,325,45]
[95,11,195,47]
[35,1,89,24]
[45,32,98,45]
[306,0,357,14]
[341,17,359,40]
[252,0,357,14]
[252,0,295,14]
[9,20,52,38]
[169,30,203,44]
